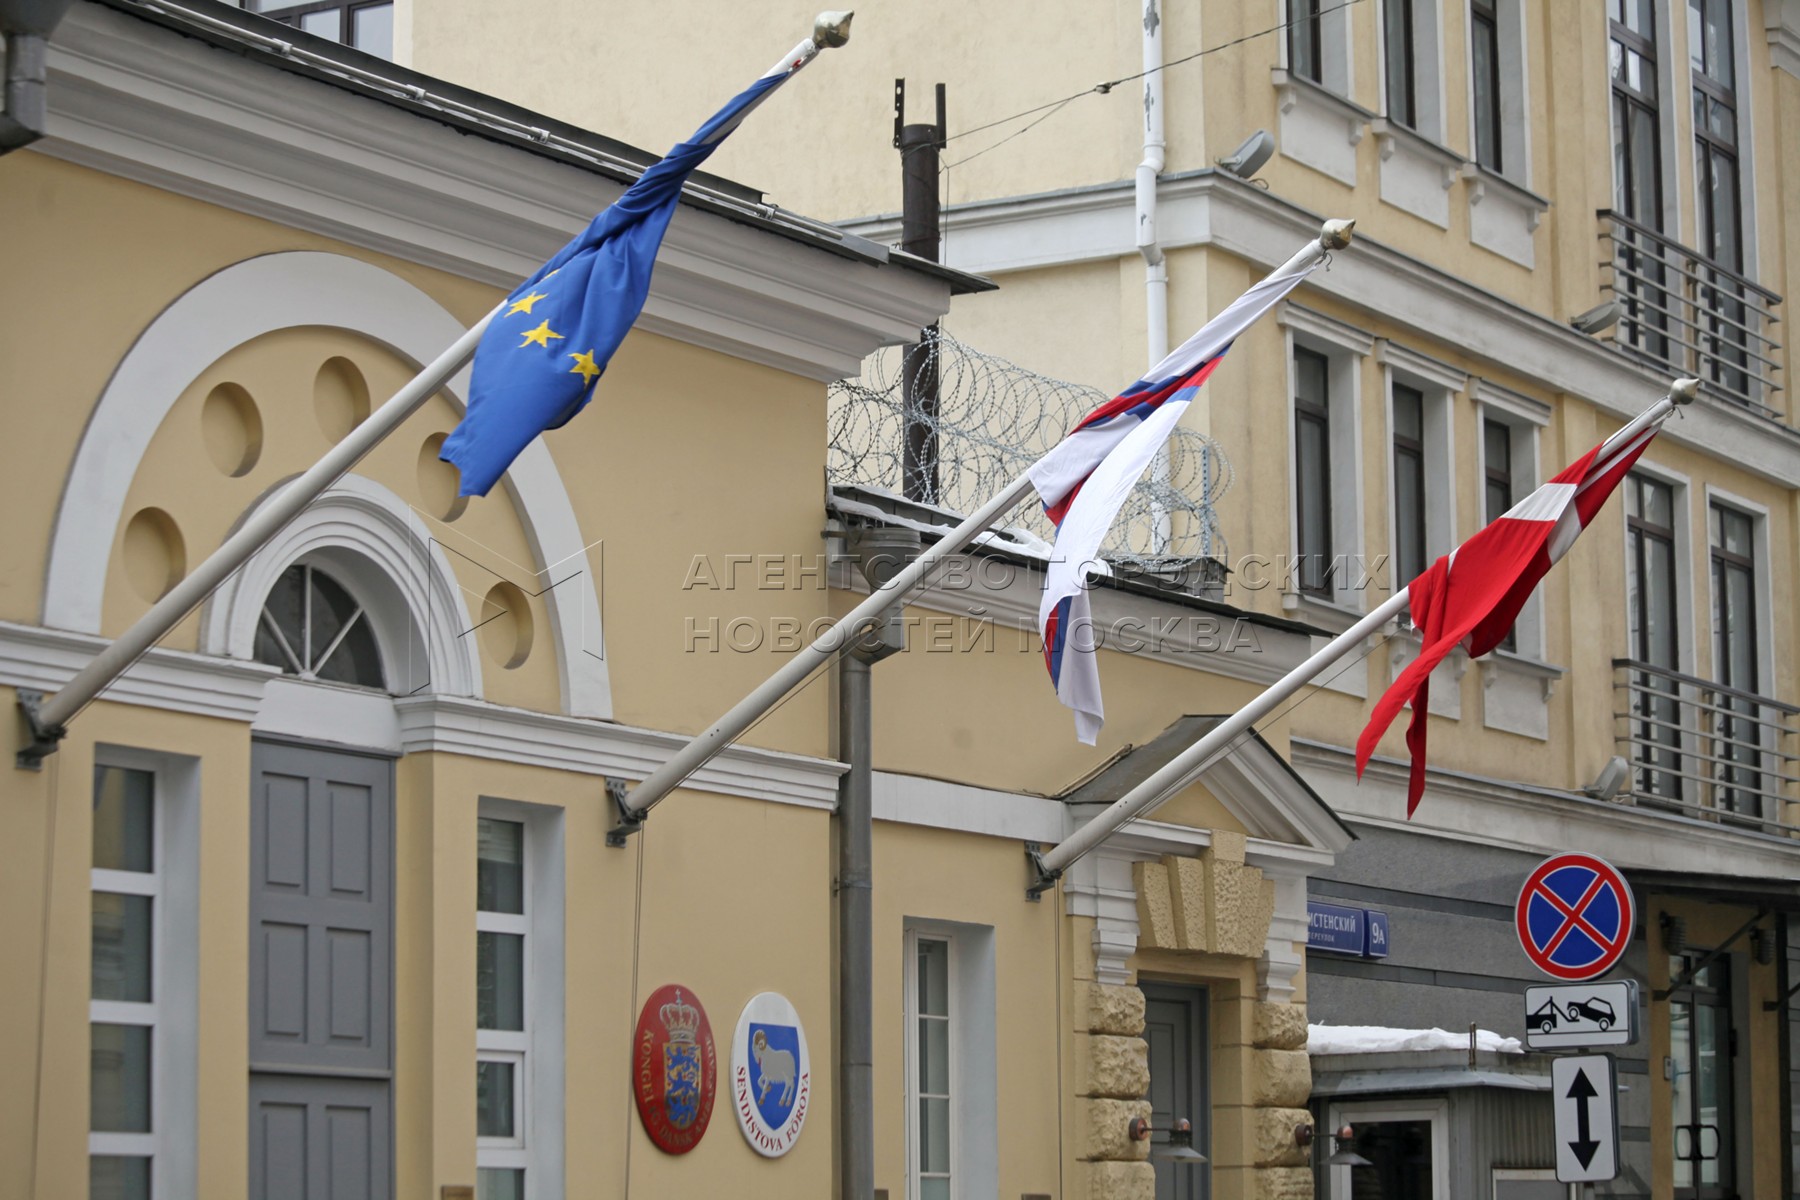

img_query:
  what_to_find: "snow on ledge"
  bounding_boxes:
[1308,1024,1523,1056]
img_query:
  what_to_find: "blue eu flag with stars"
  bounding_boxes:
[442,49,816,496]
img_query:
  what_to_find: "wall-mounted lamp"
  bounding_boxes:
[1127,1116,1208,1164]
[1583,755,1631,802]
[1327,1123,1373,1167]
[1661,912,1688,955]
[1751,925,1775,966]
[1216,130,1275,180]
[1570,300,1623,336]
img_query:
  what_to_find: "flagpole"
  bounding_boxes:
[1028,588,1411,891]
[1027,378,1699,893]
[17,309,500,766]
[16,11,860,769]
[614,217,1358,836]
[614,472,1039,831]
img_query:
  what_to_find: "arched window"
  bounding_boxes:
[253,563,386,690]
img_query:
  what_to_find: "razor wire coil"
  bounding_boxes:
[827,328,1232,574]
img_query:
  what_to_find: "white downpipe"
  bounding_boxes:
[1136,0,1172,552]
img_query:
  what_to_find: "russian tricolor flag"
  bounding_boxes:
[1030,247,1325,743]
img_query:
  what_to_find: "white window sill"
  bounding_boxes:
[1384,627,1466,719]
[1282,590,1382,698]
[1478,650,1564,740]
[1271,68,1372,186]
[1369,118,1464,229]
[1460,163,1551,269]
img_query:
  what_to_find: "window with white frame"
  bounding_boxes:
[475,803,564,1200]
[903,923,997,1200]
[91,763,160,1200]
[1468,0,1528,185]
[1380,346,1460,599]
[1382,0,1443,140]
[1287,0,1353,95]
[1474,386,1546,657]
[1284,307,1372,617]
[1327,1098,1450,1198]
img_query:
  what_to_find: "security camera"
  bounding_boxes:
[1571,300,1623,336]
[1217,130,1275,180]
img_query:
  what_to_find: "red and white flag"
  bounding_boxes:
[1356,412,1670,814]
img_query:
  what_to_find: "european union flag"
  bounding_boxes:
[442,45,820,496]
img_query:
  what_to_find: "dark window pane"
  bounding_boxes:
[254,566,307,675]
[90,1024,151,1133]
[477,819,525,914]
[299,9,339,40]
[916,938,949,1017]
[90,1156,151,1200]
[308,569,384,688]
[1349,1119,1434,1197]
[92,892,153,1003]
[93,766,154,873]
[1384,0,1415,126]
[1395,448,1426,585]
[1289,0,1322,83]
[476,1060,516,1138]
[1472,8,1500,171]
[477,1168,524,1200]
[352,3,392,58]
[477,932,525,1031]
[919,1096,951,1174]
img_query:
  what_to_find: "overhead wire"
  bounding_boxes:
[941,0,1367,166]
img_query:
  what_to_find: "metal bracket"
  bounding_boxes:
[604,776,643,848]
[1024,842,1062,902]
[15,690,66,771]
[1655,910,1763,1000]
[1765,973,1800,1012]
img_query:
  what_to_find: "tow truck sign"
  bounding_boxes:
[1524,980,1639,1049]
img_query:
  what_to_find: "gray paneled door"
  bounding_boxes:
[250,739,393,1200]
[1143,982,1210,1200]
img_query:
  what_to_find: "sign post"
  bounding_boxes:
[1551,1054,1619,1183]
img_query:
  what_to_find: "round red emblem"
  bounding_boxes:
[632,983,718,1153]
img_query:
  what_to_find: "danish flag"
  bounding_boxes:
[1356,412,1669,814]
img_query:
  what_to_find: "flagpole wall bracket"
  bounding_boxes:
[1024,842,1062,902]
[15,690,66,771]
[604,776,643,848]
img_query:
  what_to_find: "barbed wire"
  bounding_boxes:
[827,329,1232,575]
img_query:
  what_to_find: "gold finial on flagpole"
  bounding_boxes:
[1320,218,1356,250]
[1670,377,1701,405]
[813,10,853,48]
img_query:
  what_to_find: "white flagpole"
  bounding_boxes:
[616,218,1358,833]
[17,311,498,765]
[16,12,858,768]
[1028,381,1697,892]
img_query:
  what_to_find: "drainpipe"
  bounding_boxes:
[1135,0,1171,550]
[0,0,72,154]
[838,528,912,1200]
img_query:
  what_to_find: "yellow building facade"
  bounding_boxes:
[0,3,1374,1200]
[393,0,1800,1197]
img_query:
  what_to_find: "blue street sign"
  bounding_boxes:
[1308,902,1363,954]
[1364,909,1390,958]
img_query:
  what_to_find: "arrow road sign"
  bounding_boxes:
[1552,1054,1619,1183]
[1525,980,1640,1049]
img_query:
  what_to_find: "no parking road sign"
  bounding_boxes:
[1515,853,1635,981]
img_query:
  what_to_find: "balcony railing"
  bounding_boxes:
[1612,658,1800,833]
[1597,210,1784,418]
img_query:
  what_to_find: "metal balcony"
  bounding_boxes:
[1597,210,1784,418]
[1612,658,1800,834]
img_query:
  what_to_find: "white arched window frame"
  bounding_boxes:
[40,251,608,718]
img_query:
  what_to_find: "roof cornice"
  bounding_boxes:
[36,0,965,381]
